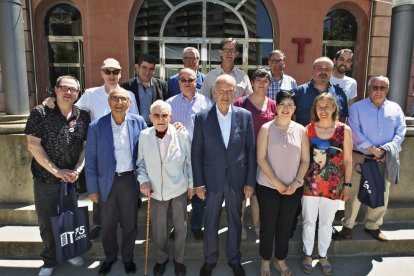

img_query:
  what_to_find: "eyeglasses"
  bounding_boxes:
[183,57,198,62]
[216,90,234,96]
[180,78,196,83]
[221,48,238,54]
[58,85,79,93]
[269,58,285,64]
[371,85,387,92]
[151,113,169,119]
[102,69,121,76]
[109,96,130,103]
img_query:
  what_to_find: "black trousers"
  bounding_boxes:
[256,184,302,260]
[100,172,138,262]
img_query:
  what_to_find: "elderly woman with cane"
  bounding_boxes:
[302,93,352,275]
[138,100,193,276]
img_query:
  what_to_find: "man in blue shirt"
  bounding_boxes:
[167,47,205,98]
[336,76,406,242]
[294,57,348,126]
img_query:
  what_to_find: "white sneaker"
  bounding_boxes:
[68,256,85,267]
[39,267,54,276]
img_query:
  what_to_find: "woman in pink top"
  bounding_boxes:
[256,90,310,276]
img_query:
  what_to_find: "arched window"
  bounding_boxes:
[323,9,358,63]
[45,4,84,90]
[134,0,273,79]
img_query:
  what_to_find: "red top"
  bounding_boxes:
[304,122,345,200]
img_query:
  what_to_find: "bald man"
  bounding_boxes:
[192,75,256,276]
[85,87,147,275]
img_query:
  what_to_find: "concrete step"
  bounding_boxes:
[0,221,413,259]
[1,197,413,226]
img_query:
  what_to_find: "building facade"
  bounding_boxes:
[0,0,413,113]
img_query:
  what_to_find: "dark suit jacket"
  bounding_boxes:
[121,77,168,114]
[85,113,147,202]
[191,104,256,200]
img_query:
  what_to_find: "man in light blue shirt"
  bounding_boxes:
[337,76,406,242]
[167,68,212,241]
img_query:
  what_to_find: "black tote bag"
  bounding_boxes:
[356,158,385,208]
[50,183,92,262]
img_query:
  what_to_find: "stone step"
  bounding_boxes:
[1,198,413,226]
[0,221,413,259]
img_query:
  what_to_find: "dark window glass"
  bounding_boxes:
[45,4,82,36]
[134,0,170,37]
[323,9,357,41]
[164,3,202,37]
[48,42,79,63]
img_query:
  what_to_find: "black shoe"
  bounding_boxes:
[98,260,116,275]
[228,262,246,276]
[154,258,168,276]
[191,228,204,240]
[170,228,175,239]
[173,259,186,276]
[364,228,388,242]
[200,262,215,276]
[123,261,136,274]
[89,226,101,241]
[332,226,353,240]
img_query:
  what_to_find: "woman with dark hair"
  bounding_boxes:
[302,92,352,275]
[234,68,276,239]
[256,90,310,276]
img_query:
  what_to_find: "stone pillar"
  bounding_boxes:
[387,0,414,108]
[0,0,30,115]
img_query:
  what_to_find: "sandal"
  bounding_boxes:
[319,256,333,275]
[274,259,292,276]
[260,259,271,276]
[302,255,313,274]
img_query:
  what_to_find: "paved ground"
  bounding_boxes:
[1,254,414,276]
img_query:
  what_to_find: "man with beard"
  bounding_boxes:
[330,49,357,106]
[294,57,349,127]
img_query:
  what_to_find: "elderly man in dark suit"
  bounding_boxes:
[121,54,168,126]
[191,74,256,276]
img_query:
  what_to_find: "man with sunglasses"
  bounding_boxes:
[85,87,147,275]
[336,76,406,242]
[167,47,205,98]
[266,50,297,101]
[122,54,168,126]
[200,38,252,101]
[25,75,91,276]
[167,68,212,241]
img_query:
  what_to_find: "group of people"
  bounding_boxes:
[25,37,407,276]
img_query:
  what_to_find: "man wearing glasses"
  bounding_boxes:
[200,38,252,101]
[85,87,147,275]
[266,50,297,101]
[43,58,139,241]
[167,47,205,98]
[336,76,406,242]
[25,76,91,276]
[167,68,212,241]
[122,54,168,126]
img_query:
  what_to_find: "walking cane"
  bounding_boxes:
[144,194,151,276]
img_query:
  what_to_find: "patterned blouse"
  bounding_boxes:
[304,122,345,200]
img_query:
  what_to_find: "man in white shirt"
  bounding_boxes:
[330,49,357,106]
[199,38,252,101]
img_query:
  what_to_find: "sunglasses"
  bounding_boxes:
[180,78,196,83]
[371,85,387,92]
[102,69,121,76]
[151,113,169,119]
[58,85,79,93]
[109,96,129,103]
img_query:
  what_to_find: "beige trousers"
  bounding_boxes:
[342,152,391,230]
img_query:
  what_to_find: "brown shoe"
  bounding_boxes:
[332,226,352,240]
[364,228,388,242]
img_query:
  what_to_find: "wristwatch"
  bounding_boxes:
[343,182,352,187]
